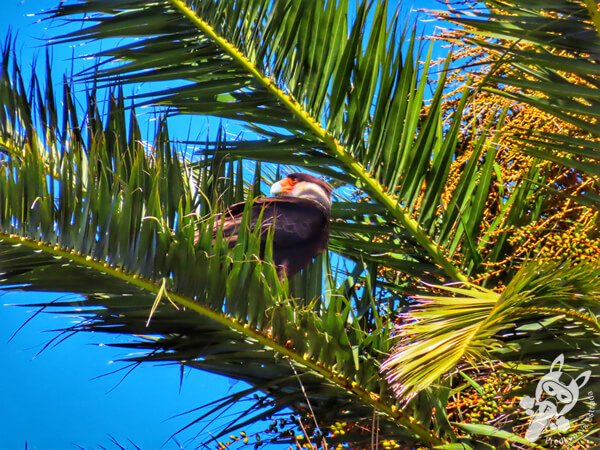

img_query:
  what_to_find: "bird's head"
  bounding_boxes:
[270,173,332,210]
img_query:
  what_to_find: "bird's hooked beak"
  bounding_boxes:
[270,176,296,196]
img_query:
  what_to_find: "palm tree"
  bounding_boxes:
[0,0,598,448]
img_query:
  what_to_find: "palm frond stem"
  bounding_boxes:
[167,0,468,283]
[0,230,440,444]
[583,0,600,35]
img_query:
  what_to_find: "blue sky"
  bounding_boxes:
[0,1,448,448]
[1,292,237,449]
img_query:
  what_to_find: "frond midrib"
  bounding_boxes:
[0,231,440,444]
[167,0,468,283]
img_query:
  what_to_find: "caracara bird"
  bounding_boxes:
[210,173,332,278]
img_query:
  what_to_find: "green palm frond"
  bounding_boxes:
[47,0,477,282]
[45,0,594,286]
[2,0,600,447]
[382,260,600,402]
[0,46,442,446]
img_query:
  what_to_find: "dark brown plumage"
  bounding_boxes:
[211,173,332,278]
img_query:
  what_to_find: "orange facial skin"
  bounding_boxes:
[281,176,297,193]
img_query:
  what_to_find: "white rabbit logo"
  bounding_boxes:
[520,354,591,442]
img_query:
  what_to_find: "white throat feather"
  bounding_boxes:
[292,182,331,210]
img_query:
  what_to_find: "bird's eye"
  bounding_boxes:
[288,175,297,183]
